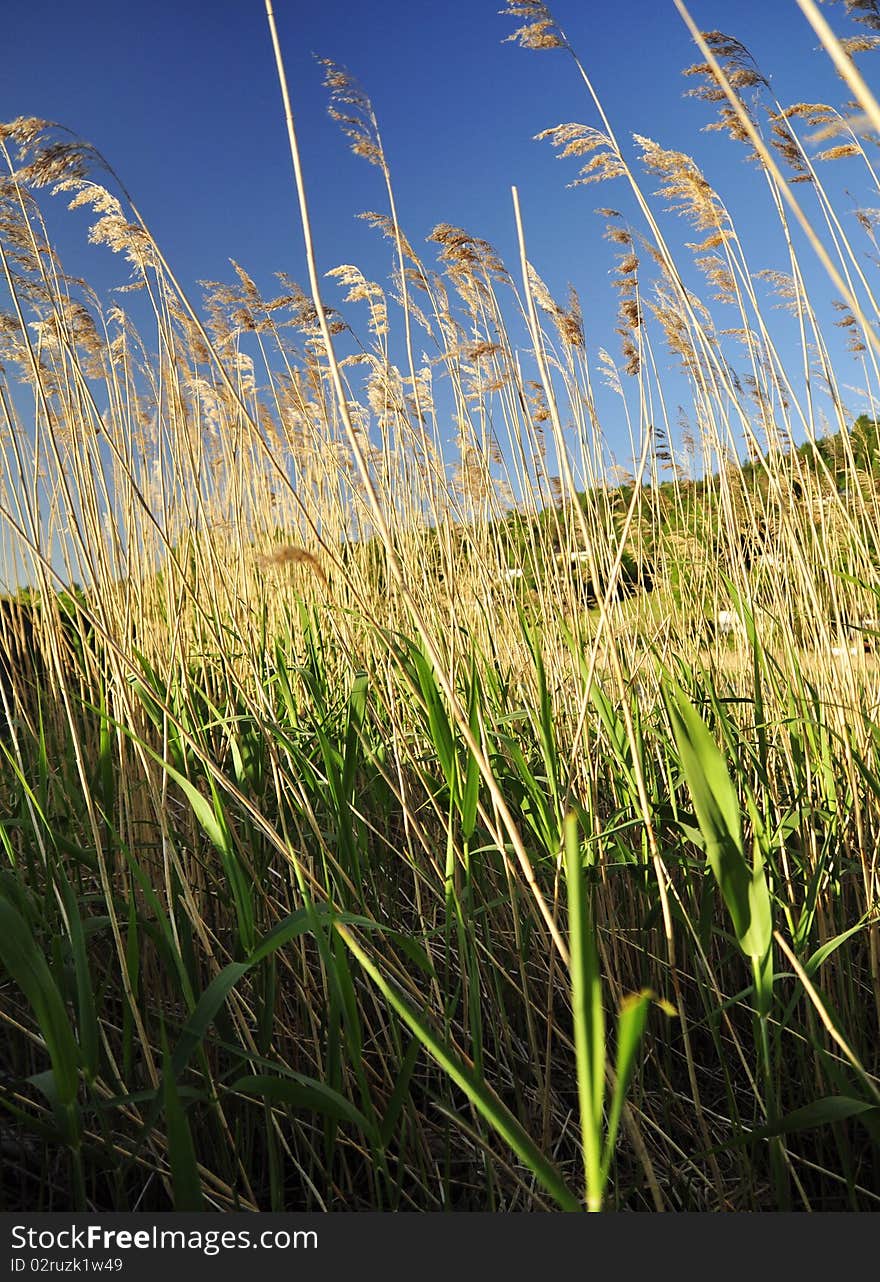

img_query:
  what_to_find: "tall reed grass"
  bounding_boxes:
[0,0,879,1210]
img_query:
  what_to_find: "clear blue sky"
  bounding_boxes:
[0,1,874,462]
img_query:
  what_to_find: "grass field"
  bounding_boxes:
[1,0,880,1211]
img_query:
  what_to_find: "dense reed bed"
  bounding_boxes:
[1,0,879,1210]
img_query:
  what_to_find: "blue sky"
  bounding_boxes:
[0,2,856,281]
[0,1,876,469]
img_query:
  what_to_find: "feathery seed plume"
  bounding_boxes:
[257,545,328,586]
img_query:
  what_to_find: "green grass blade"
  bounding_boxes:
[667,685,772,961]
[0,891,81,1142]
[601,989,654,1190]
[161,1030,204,1211]
[564,812,604,1211]
[229,1072,374,1134]
[56,870,99,1083]
[334,920,581,1212]
[172,905,323,1076]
